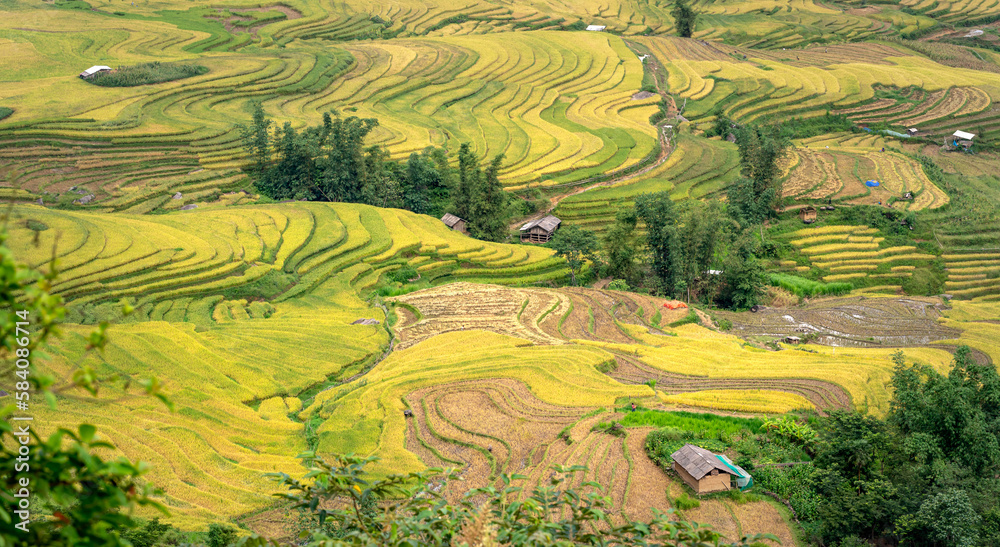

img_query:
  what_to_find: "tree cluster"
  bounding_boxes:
[549,120,788,308]
[672,0,697,38]
[765,347,1000,546]
[549,191,767,309]
[239,104,510,242]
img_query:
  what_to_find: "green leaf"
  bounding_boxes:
[79,423,96,443]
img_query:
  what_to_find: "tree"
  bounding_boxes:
[364,145,403,209]
[899,489,981,547]
[469,154,509,242]
[726,124,789,227]
[676,201,733,300]
[207,523,239,547]
[716,233,767,310]
[726,176,775,229]
[453,143,480,221]
[672,0,697,38]
[238,102,272,179]
[603,208,640,286]
[119,518,173,547]
[635,191,682,296]
[549,225,598,286]
[316,114,379,203]
[888,347,1000,476]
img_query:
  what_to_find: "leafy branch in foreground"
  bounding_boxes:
[0,226,172,546]
[252,452,777,546]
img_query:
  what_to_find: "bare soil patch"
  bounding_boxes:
[715,296,959,348]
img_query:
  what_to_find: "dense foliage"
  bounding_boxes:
[86,62,208,87]
[671,0,697,38]
[0,231,167,547]
[548,224,598,285]
[751,347,1000,546]
[727,125,789,228]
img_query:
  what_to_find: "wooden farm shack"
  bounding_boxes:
[519,215,561,243]
[79,65,112,79]
[441,213,467,234]
[671,444,752,494]
[784,335,802,344]
[799,206,817,224]
[907,128,919,136]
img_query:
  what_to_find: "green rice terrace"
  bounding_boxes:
[4,0,1000,545]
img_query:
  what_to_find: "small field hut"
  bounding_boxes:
[79,65,112,79]
[519,215,561,243]
[952,130,975,149]
[799,206,817,224]
[907,128,919,136]
[671,444,752,494]
[585,25,606,31]
[441,213,467,234]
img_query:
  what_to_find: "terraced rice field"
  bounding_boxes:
[12,200,1000,530]
[773,223,937,287]
[942,252,1000,299]
[0,13,660,209]
[554,132,740,233]
[780,134,948,209]
[397,378,798,542]
[636,37,1000,144]
[6,201,571,527]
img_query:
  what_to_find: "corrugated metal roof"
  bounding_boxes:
[953,130,976,140]
[82,65,112,76]
[671,444,734,480]
[519,215,561,233]
[586,25,606,31]
[441,213,463,227]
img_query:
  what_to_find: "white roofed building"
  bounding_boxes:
[585,25,606,31]
[79,66,112,78]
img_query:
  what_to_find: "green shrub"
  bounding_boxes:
[668,309,700,328]
[768,273,852,298]
[220,269,297,300]
[86,62,208,87]
[608,278,631,291]
[675,492,701,510]
[388,265,419,283]
[592,421,627,437]
[207,523,238,547]
[0,107,12,121]
[25,219,48,232]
